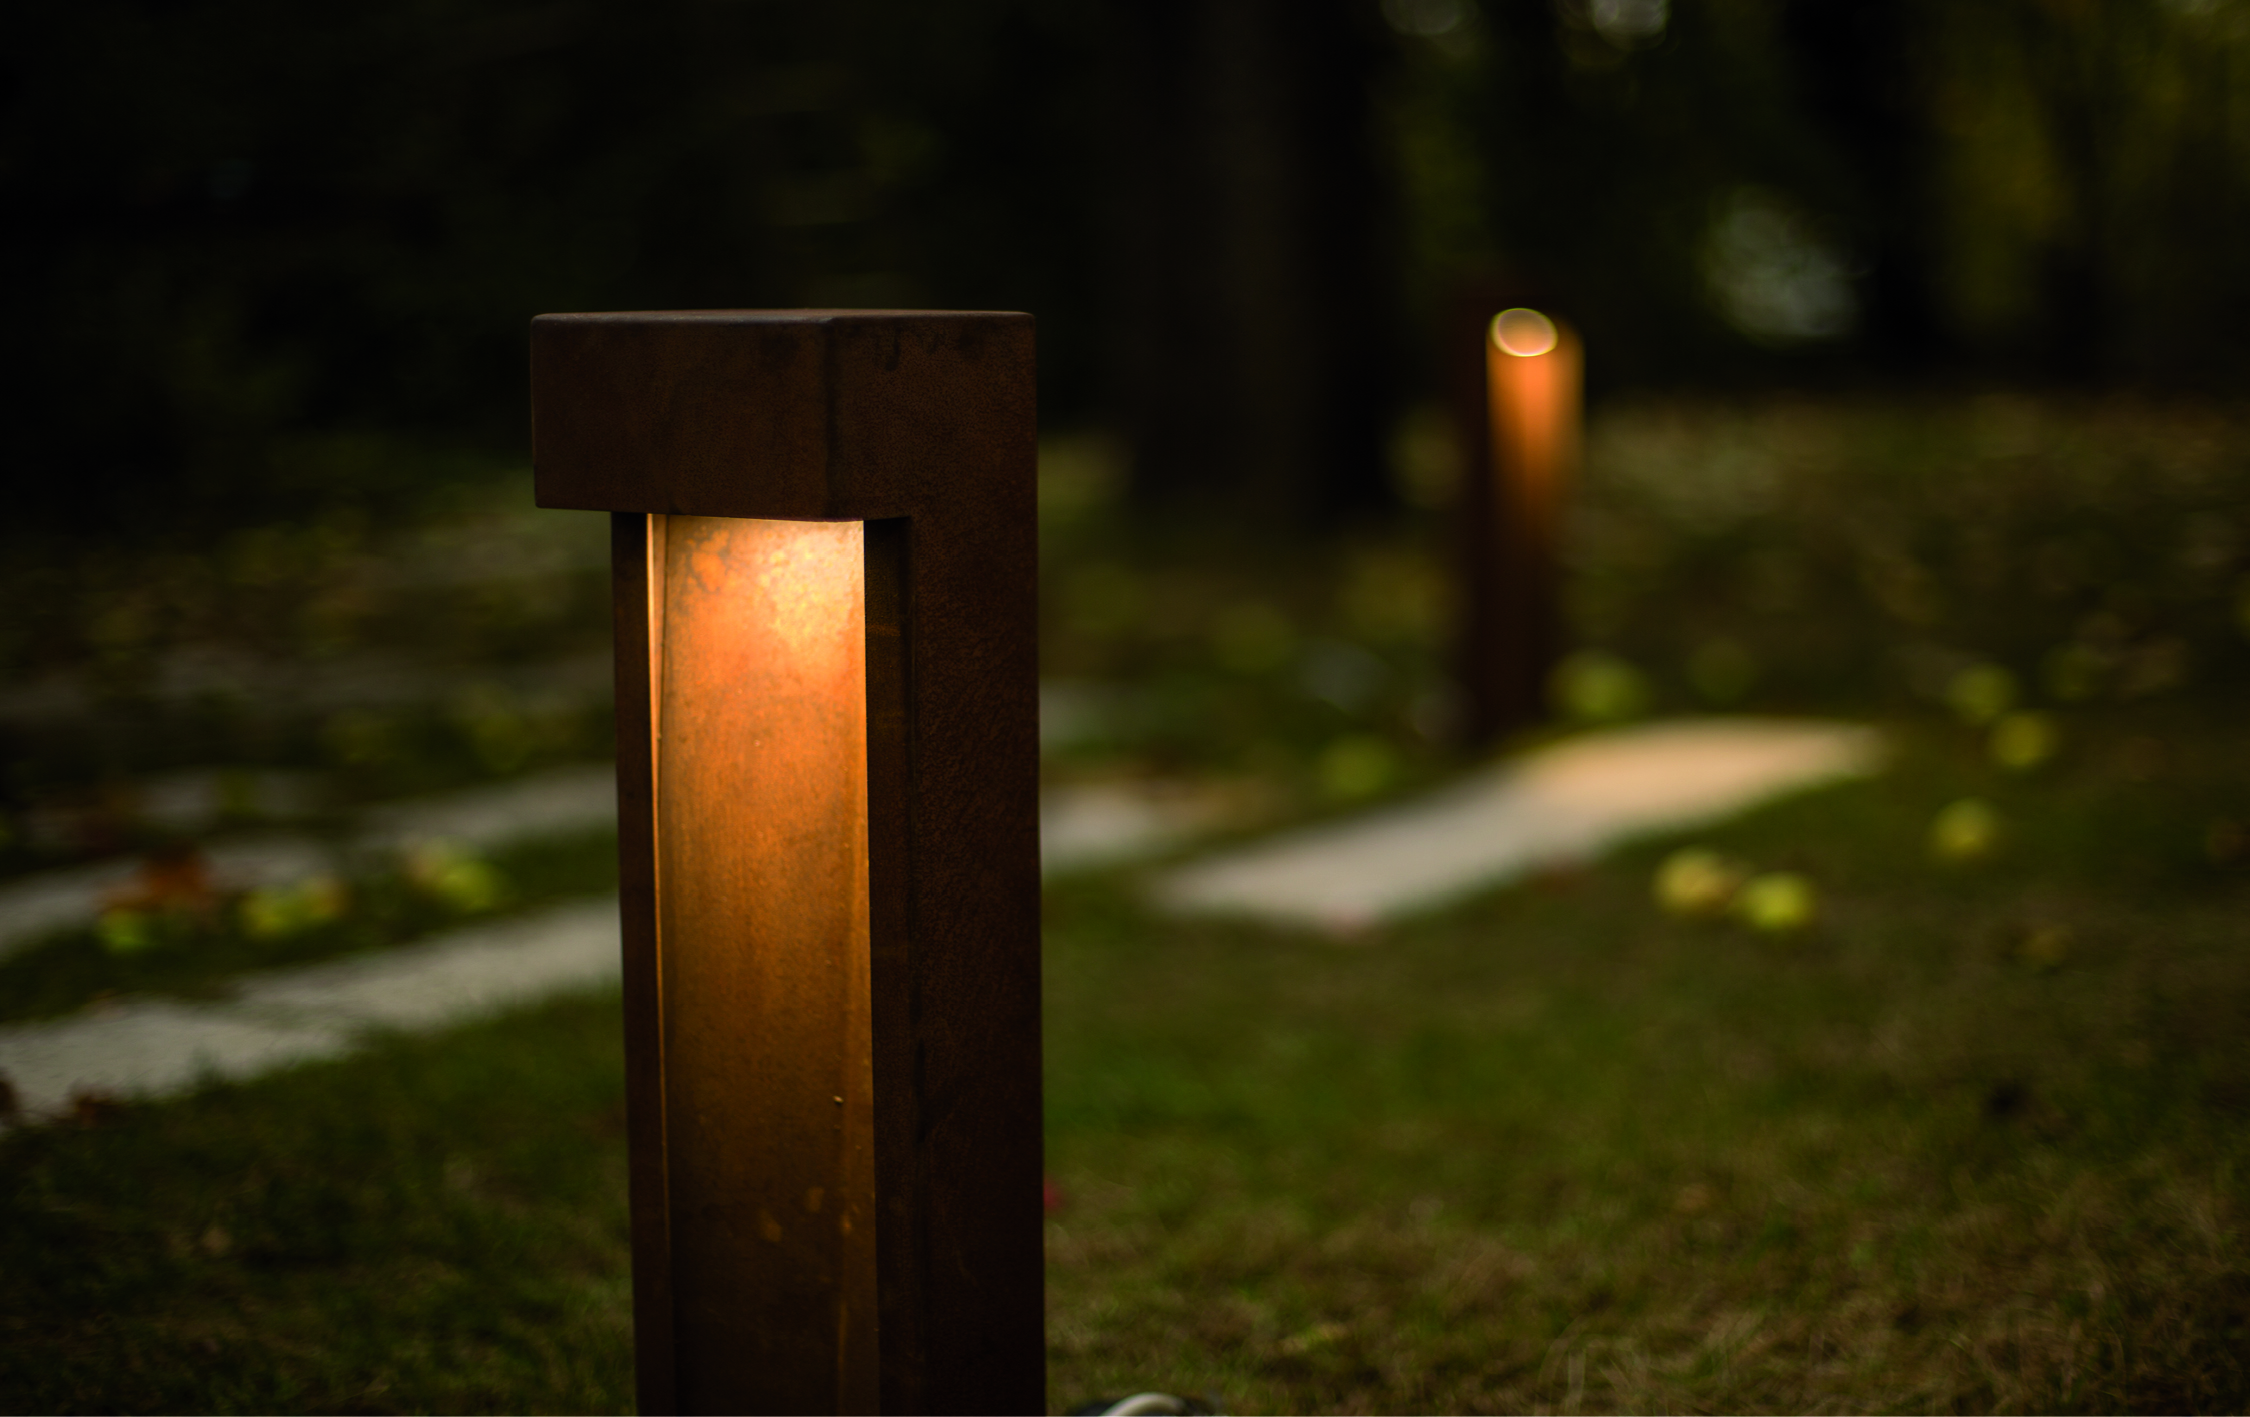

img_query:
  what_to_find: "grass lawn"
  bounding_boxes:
[0,994,635,1414]
[5,393,2247,1412]
[5,701,2246,1413]
[1043,700,2250,1413]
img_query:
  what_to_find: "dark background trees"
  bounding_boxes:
[4,0,2246,539]
[0,0,1109,534]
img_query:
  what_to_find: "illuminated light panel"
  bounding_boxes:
[650,513,878,1414]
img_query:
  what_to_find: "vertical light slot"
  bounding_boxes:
[654,515,878,1415]
[1487,308,1580,517]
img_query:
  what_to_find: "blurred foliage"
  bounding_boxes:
[0,0,1104,537]
[7,0,2246,537]
[1033,391,2250,839]
[1388,0,2250,390]
[1038,432,1458,817]
[1566,394,2250,712]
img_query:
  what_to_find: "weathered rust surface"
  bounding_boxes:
[656,516,878,1413]
[608,511,676,1415]
[541,311,1042,1415]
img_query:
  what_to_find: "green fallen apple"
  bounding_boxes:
[1654,847,1744,918]
[1732,871,1817,934]
[1930,797,2001,863]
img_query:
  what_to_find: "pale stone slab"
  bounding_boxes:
[1041,781,1223,874]
[0,897,621,1120]
[361,763,618,852]
[1151,719,1881,931]
[0,1001,353,1118]
[228,899,620,1031]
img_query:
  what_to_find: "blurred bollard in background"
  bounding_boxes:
[1454,304,1581,745]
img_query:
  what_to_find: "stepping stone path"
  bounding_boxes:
[0,760,1197,1123]
[0,716,1881,1125]
[0,763,622,963]
[1152,718,1881,932]
[1041,780,1245,874]
[0,900,619,1121]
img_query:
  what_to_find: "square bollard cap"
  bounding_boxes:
[532,309,1034,521]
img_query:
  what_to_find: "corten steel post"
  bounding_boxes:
[530,311,1042,1415]
[1453,307,1582,746]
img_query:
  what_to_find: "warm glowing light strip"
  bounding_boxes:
[650,515,878,1410]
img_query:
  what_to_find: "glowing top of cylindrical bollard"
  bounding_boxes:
[1491,308,1559,357]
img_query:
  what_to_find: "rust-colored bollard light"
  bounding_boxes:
[1455,307,1582,745]
[531,311,1042,1415]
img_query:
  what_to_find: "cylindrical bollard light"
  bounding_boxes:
[1456,307,1582,745]
[531,311,1043,1415]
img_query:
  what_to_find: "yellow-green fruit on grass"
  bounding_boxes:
[1733,871,1817,933]
[1549,651,1649,724]
[1989,711,2059,771]
[431,857,504,913]
[240,875,350,940]
[1654,847,1744,918]
[1931,797,2001,863]
[1946,663,2018,725]
[406,842,507,914]
[1318,734,1398,802]
[97,908,157,956]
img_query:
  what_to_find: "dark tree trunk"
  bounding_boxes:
[1779,0,1951,375]
[1101,0,1399,523]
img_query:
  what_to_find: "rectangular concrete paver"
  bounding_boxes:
[361,764,618,852]
[1152,718,1881,932]
[0,897,621,1121]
